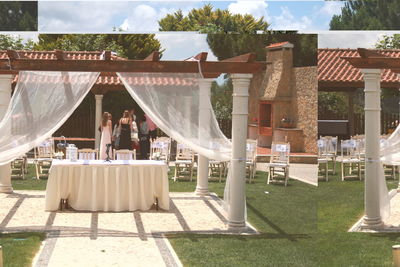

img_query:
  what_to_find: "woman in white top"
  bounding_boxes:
[99,112,112,160]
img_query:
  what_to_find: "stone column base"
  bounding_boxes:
[0,185,13,193]
[228,220,246,229]
[195,187,209,196]
[360,215,383,230]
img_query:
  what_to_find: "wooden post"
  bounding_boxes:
[348,91,355,137]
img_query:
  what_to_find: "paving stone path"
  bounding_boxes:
[0,191,256,266]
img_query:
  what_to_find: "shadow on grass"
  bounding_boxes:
[246,202,307,242]
[166,232,311,242]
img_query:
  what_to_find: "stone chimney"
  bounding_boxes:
[262,41,294,100]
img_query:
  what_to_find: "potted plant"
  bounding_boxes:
[280,117,294,128]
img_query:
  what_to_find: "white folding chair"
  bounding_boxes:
[174,143,195,181]
[11,155,27,179]
[34,138,54,179]
[78,149,99,160]
[338,139,362,181]
[246,139,258,183]
[268,142,290,186]
[320,136,338,175]
[150,137,171,164]
[317,139,329,182]
[113,149,136,160]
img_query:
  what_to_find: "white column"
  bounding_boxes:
[228,74,252,228]
[0,75,13,193]
[94,94,103,149]
[195,78,214,196]
[361,69,383,228]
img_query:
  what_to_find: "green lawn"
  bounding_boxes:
[0,232,45,267]
[168,163,400,267]
[7,163,400,266]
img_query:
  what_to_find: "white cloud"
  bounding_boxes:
[120,4,159,32]
[271,6,312,30]
[119,4,193,32]
[228,1,268,19]
[318,33,387,49]
[39,2,130,32]
[318,1,344,17]
[155,33,217,61]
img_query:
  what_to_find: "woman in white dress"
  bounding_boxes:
[100,112,112,160]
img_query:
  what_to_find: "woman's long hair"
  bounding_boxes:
[102,112,109,127]
[123,110,130,118]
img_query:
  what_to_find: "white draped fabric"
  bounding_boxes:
[379,124,400,221]
[0,71,100,165]
[117,73,232,161]
[117,72,236,212]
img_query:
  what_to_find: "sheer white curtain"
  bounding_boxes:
[117,72,232,160]
[117,72,236,212]
[0,71,100,165]
[379,124,400,221]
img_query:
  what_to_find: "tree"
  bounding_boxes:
[0,2,37,31]
[159,4,269,33]
[0,34,35,50]
[376,34,400,49]
[330,0,400,30]
[159,5,316,66]
[206,33,317,66]
[35,34,162,60]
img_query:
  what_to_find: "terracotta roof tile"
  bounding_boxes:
[3,50,193,88]
[318,48,400,87]
[266,41,290,48]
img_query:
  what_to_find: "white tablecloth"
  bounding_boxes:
[45,160,169,211]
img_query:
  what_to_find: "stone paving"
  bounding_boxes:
[256,163,318,186]
[0,191,256,266]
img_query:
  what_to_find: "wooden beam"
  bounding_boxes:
[223,53,256,63]
[341,57,400,69]
[1,58,267,75]
[357,48,386,58]
[54,50,66,60]
[7,50,22,59]
[193,52,208,62]
[144,51,160,61]
[104,51,111,61]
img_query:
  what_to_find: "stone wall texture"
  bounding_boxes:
[292,66,318,154]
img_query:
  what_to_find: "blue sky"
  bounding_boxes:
[38,1,344,32]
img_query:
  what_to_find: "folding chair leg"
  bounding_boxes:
[219,166,222,183]
[190,164,193,182]
[333,157,336,175]
[174,164,178,181]
[325,162,328,182]
[341,162,344,181]
[35,163,40,180]
[267,167,271,184]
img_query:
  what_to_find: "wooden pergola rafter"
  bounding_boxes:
[0,49,269,78]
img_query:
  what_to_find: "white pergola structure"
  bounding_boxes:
[343,48,400,229]
[0,49,268,228]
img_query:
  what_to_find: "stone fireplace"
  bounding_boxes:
[248,42,317,154]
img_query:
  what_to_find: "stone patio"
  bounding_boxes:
[0,191,257,266]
